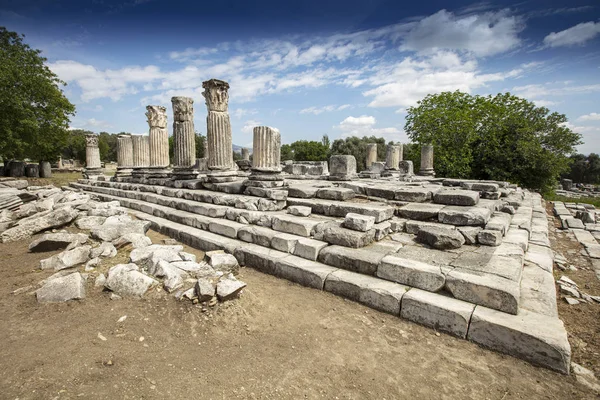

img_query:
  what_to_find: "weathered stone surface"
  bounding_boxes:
[485,212,512,234]
[1,207,79,242]
[417,226,465,250]
[271,233,299,253]
[216,277,246,301]
[328,155,357,180]
[90,242,117,258]
[460,182,499,192]
[405,220,455,235]
[452,253,522,282]
[287,186,319,198]
[572,229,597,246]
[129,244,184,265]
[287,205,311,217]
[467,306,571,374]
[208,253,239,273]
[293,238,328,261]
[520,262,557,317]
[565,218,585,229]
[91,220,151,242]
[401,289,475,338]
[377,255,445,292]
[438,206,491,226]
[397,203,445,221]
[113,232,152,249]
[571,363,600,392]
[29,232,88,252]
[36,272,85,303]
[316,187,355,201]
[271,215,322,237]
[322,224,375,248]
[318,245,386,275]
[433,190,480,206]
[477,230,502,246]
[503,228,529,252]
[208,219,243,239]
[445,269,520,314]
[394,187,432,202]
[324,269,408,315]
[105,263,157,297]
[343,213,375,232]
[237,225,277,247]
[195,278,215,302]
[40,245,92,271]
[457,226,481,245]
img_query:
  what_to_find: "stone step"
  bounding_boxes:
[286,197,394,223]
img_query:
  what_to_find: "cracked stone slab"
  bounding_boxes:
[520,261,558,317]
[433,190,480,206]
[397,203,445,221]
[318,245,387,275]
[377,255,445,292]
[271,214,324,237]
[400,288,475,338]
[467,306,570,374]
[438,206,492,226]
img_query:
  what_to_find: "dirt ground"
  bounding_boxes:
[0,225,597,400]
[546,202,600,378]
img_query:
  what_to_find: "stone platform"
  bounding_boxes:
[69,177,570,373]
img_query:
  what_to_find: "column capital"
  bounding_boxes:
[85,134,98,147]
[171,97,194,122]
[146,105,167,128]
[202,78,230,112]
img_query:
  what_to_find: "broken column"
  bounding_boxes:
[171,96,197,180]
[385,144,401,170]
[241,148,250,161]
[419,144,435,176]
[329,155,357,181]
[146,105,170,178]
[115,134,133,178]
[131,135,150,178]
[83,134,103,179]
[366,143,377,168]
[247,126,284,188]
[203,79,235,182]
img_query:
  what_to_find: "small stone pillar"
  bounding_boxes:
[84,134,103,178]
[247,126,284,188]
[203,79,235,182]
[115,134,133,178]
[131,135,150,179]
[147,105,171,178]
[385,145,401,170]
[329,155,357,181]
[39,161,52,178]
[171,96,197,180]
[241,148,250,161]
[366,143,377,168]
[419,144,435,176]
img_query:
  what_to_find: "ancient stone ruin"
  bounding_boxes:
[74,78,570,374]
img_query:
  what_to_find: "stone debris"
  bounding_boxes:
[571,363,600,393]
[288,205,311,217]
[40,245,92,271]
[28,232,88,252]
[216,275,247,301]
[195,278,216,302]
[1,206,79,242]
[343,213,375,232]
[416,226,465,250]
[36,272,85,303]
[208,253,239,274]
[104,263,158,297]
[90,242,117,258]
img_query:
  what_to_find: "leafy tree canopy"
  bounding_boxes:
[0,27,75,162]
[562,153,600,184]
[330,135,387,171]
[405,90,582,193]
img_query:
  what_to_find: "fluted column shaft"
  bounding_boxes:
[366,143,377,168]
[171,97,196,169]
[419,144,435,176]
[385,145,401,170]
[252,126,281,172]
[206,112,233,170]
[241,148,250,161]
[146,105,170,168]
[131,135,150,168]
[117,135,133,168]
[85,134,101,169]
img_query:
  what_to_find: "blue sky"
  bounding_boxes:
[1,0,600,153]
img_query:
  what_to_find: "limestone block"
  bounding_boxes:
[322,224,375,248]
[433,190,480,206]
[394,187,432,202]
[377,255,445,292]
[445,269,520,314]
[36,272,86,303]
[438,206,492,226]
[271,215,323,237]
[271,233,299,253]
[287,205,311,217]
[520,262,558,317]
[1,207,79,243]
[324,269,408,315]
[460,182,499,192]
[316,187,355,201]
[405,220,456,235]
[105,263,158,297]
[287,185,319,198]
[217,277,246,301]
[417,226,465,250]
[485,212,512,234]
[343,213,375,232]
[318,245,387,275]
[329,155,357,178]
[208,219,244,239]
[457,226,481,244]
[237,225,276,247]
[397,203,445,221]
[503,228,529,252]
[467,306,570,374]
[273,254,338,290]
[565,217,585,229]
[477,230,503,246]
[293,238,328,261]
[195,278,215,302]
[29,232,88,252]
[400,289,475,338]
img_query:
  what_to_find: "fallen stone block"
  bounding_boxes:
[40,245,92,271]
[343,213,375,232]
[208,253,239,273]
[433,190,480,206]
[195,278,215,302]
[477,230,502,246]
[130,244,184,265]
[1,207,79,243]
[324,269,408,315]
[36,272,85,303]
[467,306,571,374]
[216,276,247,300]
[318,245,387,275]
[400,289,475,338]
[457,226,481,245]
[417,226,465,250]
[105,263,158,297]
[438,206,492,226]
[113,233,152,249]
[394,187,433,202]
[90,242,117,258]
[377,255,445,292]
[29,232,88,252]
[323,224,375,248]
[91,220,151,242]
[397,203,445,221]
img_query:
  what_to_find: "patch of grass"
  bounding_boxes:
[25,172,82,188]
[545,193,600,208]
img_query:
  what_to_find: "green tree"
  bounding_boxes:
[0,27,75,162]
[563,153,600,184]
[289,140,330,161]
[280,144,293,161]
[330,136,387,171]
[405,91,582,193]
[169,132,205,161]
[62,129,90,163]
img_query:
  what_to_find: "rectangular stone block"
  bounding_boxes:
[438,206,492,226]
[271,214,323,237]
[405,220,456,235]
[324,269,408,315]
[293,238,328,261]
[467,306,571,374]
[401,289,475,338]
[398,203,445,221]
[322,224,375,248]
[485,212,512,234]
[433,190,480,206]
[318,245,387,275]
[271,233,299,253]
[377,255,445,292]
[393,187,433,202]
[343,213,375,232]
[316,187,355,201]
[237,225,276,247]
[208,219,244,239]
[274,255,338,290]
[520,261,558,317]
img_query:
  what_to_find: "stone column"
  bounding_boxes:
[366,143,377,168]
[203,79,236,182]
[115,134,133,177]
[146,105,170,178]
[241,148,250,161]
[419,144,435,176]
[131,135,150,167]
[247,126,284,188]
[83,134,103,178]
[385,144,401,170]
[398,143,404,161]
[171,96,197,180]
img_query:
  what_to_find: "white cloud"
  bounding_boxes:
[543,21,600,48]
[337,104,351,110]
[579,113,600,121]
[512,82,600,99]
[232,108,258,119]
[400,10,523,57]
[562,121,600,134]
[531,99,559,107]
[300,104,350,115]
[241,119,261,134]
[335,115,404,142]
